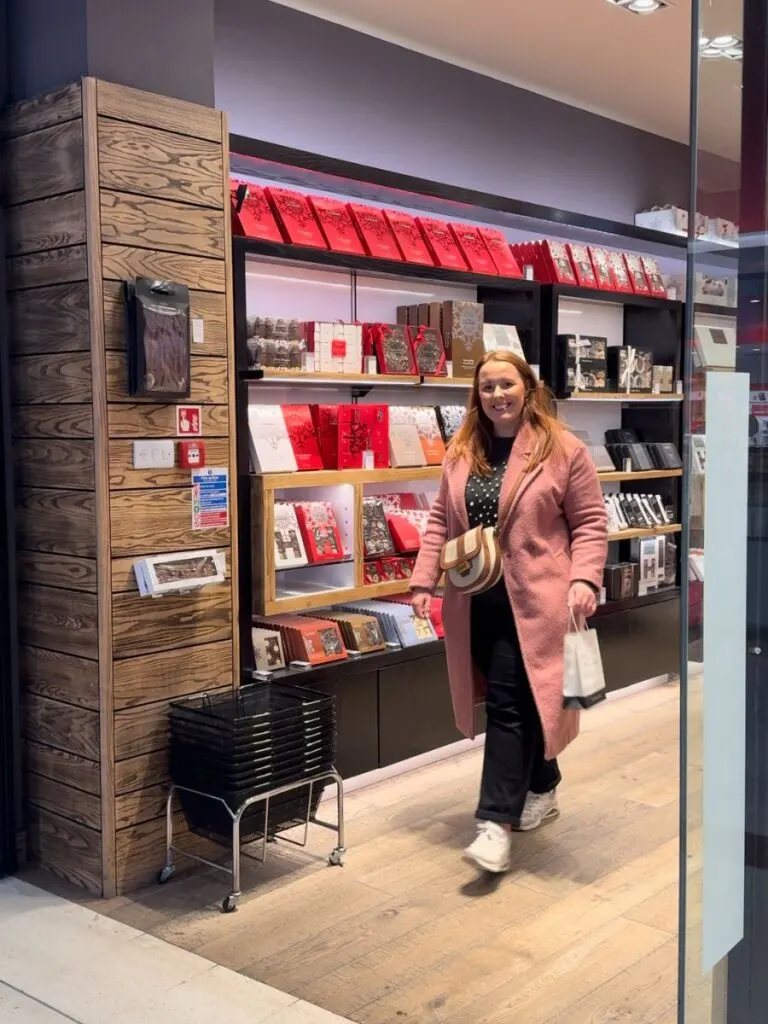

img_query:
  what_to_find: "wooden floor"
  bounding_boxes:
[35,682,682,1024]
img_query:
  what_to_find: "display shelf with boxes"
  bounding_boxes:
[231,142,688,771]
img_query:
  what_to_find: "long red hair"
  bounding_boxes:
[449,351,562,476]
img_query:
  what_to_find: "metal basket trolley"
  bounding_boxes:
[156,684,345,913]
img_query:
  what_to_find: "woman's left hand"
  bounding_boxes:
[568,581,597,619]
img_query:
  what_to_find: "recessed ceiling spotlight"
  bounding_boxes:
[700,34,744,60]
[606,0,670,14]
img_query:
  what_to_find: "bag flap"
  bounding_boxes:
[440,527,484,570]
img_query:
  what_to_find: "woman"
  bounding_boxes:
[410,351,607,873]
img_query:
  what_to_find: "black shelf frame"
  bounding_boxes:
[231,167,685,775]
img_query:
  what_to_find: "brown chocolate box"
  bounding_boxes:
[441,300,485,377]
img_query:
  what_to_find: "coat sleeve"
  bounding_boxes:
[563,443,608,590]
[409,468,450,593]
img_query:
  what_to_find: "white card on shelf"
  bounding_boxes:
[301,351,316,372]
[445,360,453,377]
[363,450,375,470]
[364,356,378,375]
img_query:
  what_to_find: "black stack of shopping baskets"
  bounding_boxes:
[169,683,337,845]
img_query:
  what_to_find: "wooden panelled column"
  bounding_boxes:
[3,78,239,895]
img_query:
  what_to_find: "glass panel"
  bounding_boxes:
[683,1,750,1022]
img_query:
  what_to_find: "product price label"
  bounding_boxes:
[192,467,229,530]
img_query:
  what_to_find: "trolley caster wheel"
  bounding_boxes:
[328,848,345,867]
[157,865,175,885]
[222,895,239,914]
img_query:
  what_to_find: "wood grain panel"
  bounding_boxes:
[113,639,233,708]
[111,551,230,593]
[24,692,100,760]
[96,80,222,143]
[98,120,224,207]
[107,402,228,438]
[4,119,84,205]
[112,587,232,659]
[110,487,230,556]
[15,489,95,557]
[28,773,101,831]
[14,438,94,490]
[115,785,170,831]
[19,646,99,710]
[101,244,225,292]
[27,806,101,893]
[114,685,229,761]
[7,244,87,290]
[103,280,227,355]
[18,584,98,660]
[26,740,100,796]
[2,82,81,139]
[108,438,229,489]
[8,282,90,354]
[10,353,92,404]
[100,191,224,258]
[115,812,221,894]
[105,352,227,405]
[115,749,169,796]
[17,552,98,593]
[6,191,86,256]
[12,404,94,439]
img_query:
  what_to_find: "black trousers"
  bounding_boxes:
[470,583,561,826]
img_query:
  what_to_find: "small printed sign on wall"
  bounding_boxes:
[176,405,202,437]
[191,467,229,530]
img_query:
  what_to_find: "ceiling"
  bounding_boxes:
[268,0,744,161]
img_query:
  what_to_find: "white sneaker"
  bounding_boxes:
[464,821,512,873]
[516,791,559,832]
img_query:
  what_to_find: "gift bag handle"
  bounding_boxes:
[568,608,589,635]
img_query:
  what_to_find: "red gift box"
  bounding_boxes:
[310,196,366,256]
[588,247,615,291]
[479,228,523,278]
[567,243,598,289]
[280,404,324,471]
[429,595,445,638]
[623,253,652,295]
[294,501,345,564]
[641,257,668,298]
[541,241,578,285]
[450,223,498,275]
[386,510,430,553]
[608,251,635,294]
[230,181,283,243]
[416,217,469,271]
[409,325,446,377]
[364,323,418,375]
[338,404,389,470]
[264,187,327,249]
[347,203,402,261]
[384,209,435,265]
[311,404,340,469]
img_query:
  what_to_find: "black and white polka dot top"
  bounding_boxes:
[465,435,515,530]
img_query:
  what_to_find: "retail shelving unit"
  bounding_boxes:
[231,183,686,776]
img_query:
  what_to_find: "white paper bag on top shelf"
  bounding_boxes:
[563,612,607,710]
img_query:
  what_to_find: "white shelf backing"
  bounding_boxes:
[355,269,475,322]
[246,254,353,321]
[557,296,625,349]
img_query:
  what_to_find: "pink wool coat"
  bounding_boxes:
[410,423,608,760]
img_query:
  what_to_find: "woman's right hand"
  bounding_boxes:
[411,590,432,620]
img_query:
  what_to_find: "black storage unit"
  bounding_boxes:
[230,140,685,779]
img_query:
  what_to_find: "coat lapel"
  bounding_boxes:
[498,423,543,533]
[448,456,471,532]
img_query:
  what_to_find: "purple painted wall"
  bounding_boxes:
[214,0,708,224]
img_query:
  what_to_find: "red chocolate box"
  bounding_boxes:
[409,325,447,377]
[294,501,345,564]
[264,187,327,249]
[588,247,616,291]
[641,256,668,298]
[479,228,523,278]
[541,240,578,285]
[310,196,366,256]
[230,181,283,243]
[280,404,324,471]
[337,404,389,470]
[347,203,402,261]
[567,243,598,289]
[416,217,469,271]
[450,223,498,275]
[623,253,652,296]
[384,209,435,265]
[364,323,418,375]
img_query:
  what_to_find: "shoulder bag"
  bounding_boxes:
[439,471,526,595]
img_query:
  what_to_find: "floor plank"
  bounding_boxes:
[84,683,682,1022]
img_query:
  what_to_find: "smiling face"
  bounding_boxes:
[477,359,526,435]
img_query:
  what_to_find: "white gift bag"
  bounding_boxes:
[563,611,607,709]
